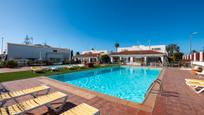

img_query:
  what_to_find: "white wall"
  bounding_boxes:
[7,43,71,61]
[82,49,108,54]
[192,61,204,67]
[117,45,166,53]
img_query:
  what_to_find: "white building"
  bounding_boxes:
[76,49,108,63]
[110,45,167,66]
[117,45,167,54]
[82,49,108,54]
[7,43,71,64]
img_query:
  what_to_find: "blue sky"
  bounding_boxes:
[0,0,204,54]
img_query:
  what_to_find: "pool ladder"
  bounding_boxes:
[154,79,163,93]
[144,79,163,97]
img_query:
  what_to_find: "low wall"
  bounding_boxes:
[192,61,204,70]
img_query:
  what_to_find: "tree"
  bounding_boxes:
[100,54,110,64]
[75,52,80,56]
[70,50,73,59]
[173,52,183,61]
[191,50,197,53]
[166,44,180,57]
[114,43,120,52]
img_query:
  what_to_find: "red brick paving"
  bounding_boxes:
[152,68,204,115]
[1,68,204,115]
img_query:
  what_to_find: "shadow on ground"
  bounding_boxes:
[42,102,76,115]
[151,89,179,97]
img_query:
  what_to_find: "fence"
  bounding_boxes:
[183,52,204,62]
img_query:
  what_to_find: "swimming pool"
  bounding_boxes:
[50,66,161,103]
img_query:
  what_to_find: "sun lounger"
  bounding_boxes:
[0,108,8,115]
[31,67,47,73]
[61,103,100,115]
[77,64,85,67]
[196,70,204,76]
[191,66,202,74]
[192,66,200,70]
[50,67,60,71]
[186,82,204,93]
[185,79,204,83]
[0,91,67,115]
[0,84,9,94]
[0,85,50,106]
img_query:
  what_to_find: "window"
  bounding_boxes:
[53,50,57,52]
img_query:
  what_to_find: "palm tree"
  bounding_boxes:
[114,43,120,52]
[166,44,180,57]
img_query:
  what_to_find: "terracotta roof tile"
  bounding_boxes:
[110,50,164,55]
[78,53,101,57]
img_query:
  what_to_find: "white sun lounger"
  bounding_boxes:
[186,82,204,93]
[196,70,204,75]
[50,67,60,71]
[0,91,67,115]
[192,66,200,70]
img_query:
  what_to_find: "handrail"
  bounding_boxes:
[145,78,163,97]
[154,79,163,92]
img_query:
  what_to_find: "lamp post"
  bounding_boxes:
[189,32,198,54]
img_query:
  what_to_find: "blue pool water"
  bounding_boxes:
[50,66,161,103]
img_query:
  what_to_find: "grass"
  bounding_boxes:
[0,64,118,82]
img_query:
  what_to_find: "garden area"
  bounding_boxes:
[0,64,118,82]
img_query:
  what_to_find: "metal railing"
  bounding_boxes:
[154,79,163,92]
[145,78,163,97]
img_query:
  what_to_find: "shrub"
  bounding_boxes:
[94,64,101,68]
[79,66,88,69]
[6,60,18,68]
[100,55,110,64]
[0,61,5,68]
[173,52,184,61]
[46,61,54,66]
[85,63,94,68]
[27,60,34,66]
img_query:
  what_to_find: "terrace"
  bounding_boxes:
[1,67,204,115]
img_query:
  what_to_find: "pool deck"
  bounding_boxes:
[1,68,204,115]
[0,67,31,73]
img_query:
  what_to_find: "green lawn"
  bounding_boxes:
[0,65,118,82]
